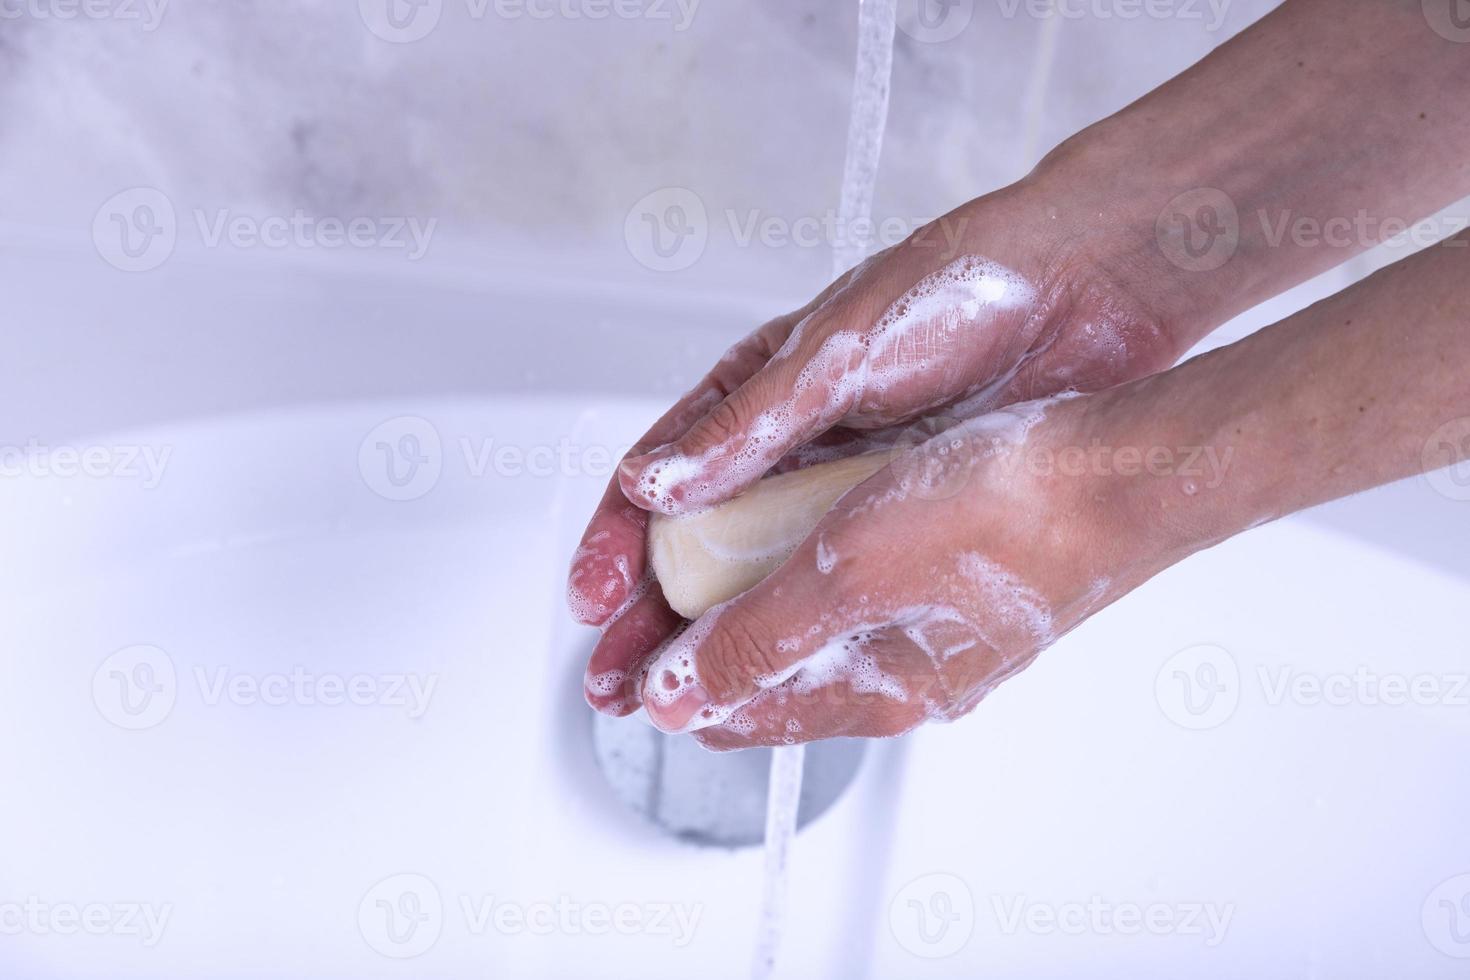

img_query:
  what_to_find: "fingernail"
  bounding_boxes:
[622,442,672,473]
[584,664,643,716]
[617,455,653,502]
[565,570,613,627]
[644,681,712,733]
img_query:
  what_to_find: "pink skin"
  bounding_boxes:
[571,0,1470,724]
[635,399,1123,743]
[569,217,1183,716]
[652,228,1470,749]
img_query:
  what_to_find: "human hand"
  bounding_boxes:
[646,224,1470,747]
[635,392,1141,746]
[570,182,1191,717]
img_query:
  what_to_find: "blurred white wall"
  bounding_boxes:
[0,0,1281,294]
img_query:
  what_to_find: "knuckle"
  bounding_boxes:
[698,610,785,700]
[692,394,750,450]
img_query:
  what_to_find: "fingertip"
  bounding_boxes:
[639,620,742,733]
[582,673,640,717]
[567,499,649,626]
[617,446,687,515]
[642,680,718,733]
[566,571,614,627]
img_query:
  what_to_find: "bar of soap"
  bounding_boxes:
[648,451,896,619]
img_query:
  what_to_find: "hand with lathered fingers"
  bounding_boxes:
[637,223,1470,748]
[568,187,1191,718]
[636,396,1130,747]
[568,0,1470,742]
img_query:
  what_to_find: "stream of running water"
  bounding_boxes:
[750,3,897,977]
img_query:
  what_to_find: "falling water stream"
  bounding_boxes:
[749,2,898,977]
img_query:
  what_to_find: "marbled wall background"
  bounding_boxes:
[1,0,1280,293]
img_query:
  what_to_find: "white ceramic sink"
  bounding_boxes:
[3,242,1469,977]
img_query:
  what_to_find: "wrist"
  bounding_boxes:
[1028,382,1236,592]
[1015,127,1239,355]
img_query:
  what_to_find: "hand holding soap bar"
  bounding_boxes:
[648,451,896,619]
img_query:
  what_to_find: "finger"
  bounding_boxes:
[769,419,917,473]
[566,316,798,626]
[582,580,683,716]
[636,518,884,733]
[691,629,934,751]
[617,313,870,517]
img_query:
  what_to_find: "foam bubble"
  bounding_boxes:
[626,255,1040,517]
[595,573,652,635]
[640,609,738,732]
[584,669,627,697]
[788,633,907,702]
[955,552,1056,645]
[815,537,838,574]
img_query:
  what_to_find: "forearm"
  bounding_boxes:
[1085,230,1470,573]
[1027,0,1470,348]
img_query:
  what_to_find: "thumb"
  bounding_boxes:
[618,343,860,516]
[639,554,848,733]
